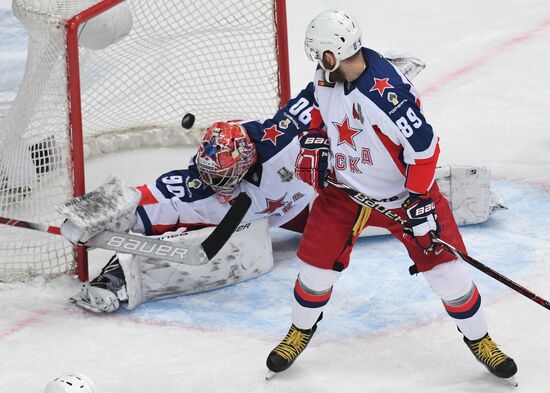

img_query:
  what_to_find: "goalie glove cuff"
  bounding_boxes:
[60,219,88,245]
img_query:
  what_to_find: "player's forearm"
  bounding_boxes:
[404,144,440,194]
[133,203,183,236]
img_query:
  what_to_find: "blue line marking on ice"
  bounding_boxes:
[123,181,550,338]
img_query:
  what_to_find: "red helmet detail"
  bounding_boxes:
[196,122,257,203]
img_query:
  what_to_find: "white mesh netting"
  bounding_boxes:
[0,0,284,280]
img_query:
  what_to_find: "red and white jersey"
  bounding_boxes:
[314,48,440,208]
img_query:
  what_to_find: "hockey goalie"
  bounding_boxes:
[57,54,501,314]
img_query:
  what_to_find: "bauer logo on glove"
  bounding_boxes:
[294,129,331,193]
[303,136,330,146]
[402,192,441,254]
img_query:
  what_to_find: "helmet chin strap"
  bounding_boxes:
[321,58,341,83]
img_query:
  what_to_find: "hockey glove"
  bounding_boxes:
[294,129,330,193]
[402,192,440,254]
[57,176,141,245]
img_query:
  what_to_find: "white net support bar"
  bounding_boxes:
[0,0,288,280]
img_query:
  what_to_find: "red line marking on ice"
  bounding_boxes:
[0,308,51,341]
[422,17,550,97]
[492,173,550,191]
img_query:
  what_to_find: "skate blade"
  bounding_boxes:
[265,370,276,381]
[505,376,518,387]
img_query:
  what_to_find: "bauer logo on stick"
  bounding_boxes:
[106,235,189,260]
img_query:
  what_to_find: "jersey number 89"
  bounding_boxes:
[396,107,423,137]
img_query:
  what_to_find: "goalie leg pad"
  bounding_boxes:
[384,50,426,80]
[118,218,273,310]
[435,165,496,226]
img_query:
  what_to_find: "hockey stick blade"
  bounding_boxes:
[326,179,550,311]
[86,230,208,265]
[89,193,252,263]
[0,216,207,265]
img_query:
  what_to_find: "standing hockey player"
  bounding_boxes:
[266,10,518,382]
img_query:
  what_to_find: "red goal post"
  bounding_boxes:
[0,0,290,281]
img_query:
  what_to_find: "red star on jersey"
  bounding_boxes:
[333,116,362,150]
[258,193,288,214]
[370,78,394,96]
[261,125,284,145]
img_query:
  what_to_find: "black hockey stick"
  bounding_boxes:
[202,192,251,259]
[326,178,550,311]
[0,192,251,265]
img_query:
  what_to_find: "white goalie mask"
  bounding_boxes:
[304,10,362,72]
[44,374,96,393]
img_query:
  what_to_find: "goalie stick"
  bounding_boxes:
[326,178,550,311]
[0,192,252,266]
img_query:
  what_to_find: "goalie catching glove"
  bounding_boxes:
[57,176,141,245]
[402,192,440,254]
[294,129,331,193]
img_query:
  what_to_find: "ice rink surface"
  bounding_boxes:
[1,1,550,392]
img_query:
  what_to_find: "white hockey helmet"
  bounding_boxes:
[304,10,362,71]
[44,374,96,393]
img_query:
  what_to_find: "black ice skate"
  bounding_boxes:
[266,313,322,377]
[464,333,518,382]
[70,255,127,313]
[90,255,127,294]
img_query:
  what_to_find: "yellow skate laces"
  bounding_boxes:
[273,326,312,362]
[470,336,509,369]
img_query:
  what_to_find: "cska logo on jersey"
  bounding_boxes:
[261,125,284,145]
[370,77,394,96]
[333,115,362,150]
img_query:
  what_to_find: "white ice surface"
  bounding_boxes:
[1,1,550,392]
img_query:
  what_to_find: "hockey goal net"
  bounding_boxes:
[0,0,290,281]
